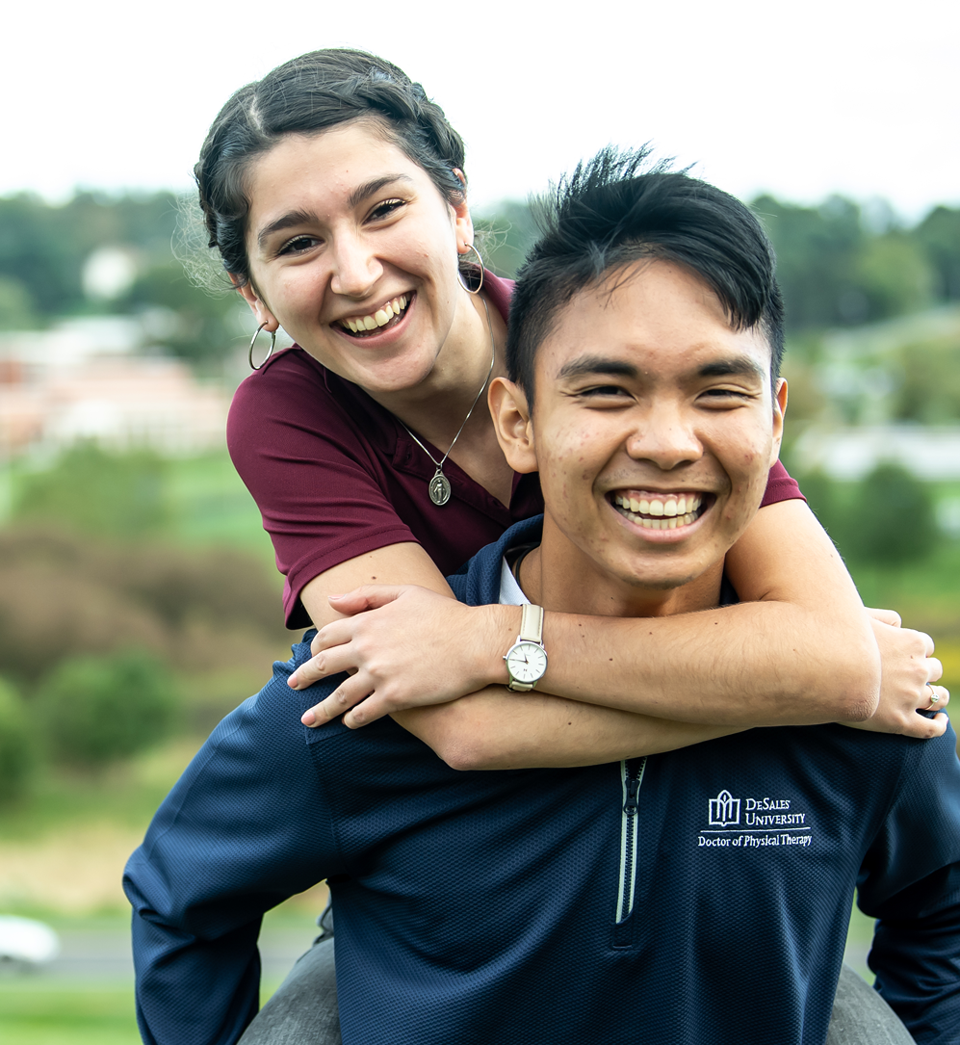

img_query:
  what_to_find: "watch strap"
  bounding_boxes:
[518,603,544,645]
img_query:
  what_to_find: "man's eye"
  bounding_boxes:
[579,385,629,398]
[700,388,752,403]
[369,198,405,221]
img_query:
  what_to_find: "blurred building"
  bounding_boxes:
[793,425,960,482]
[0,317,230,460]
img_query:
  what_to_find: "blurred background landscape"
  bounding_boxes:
[0,184,957,1040]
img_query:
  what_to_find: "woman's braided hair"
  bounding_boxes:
[195,50,467,286]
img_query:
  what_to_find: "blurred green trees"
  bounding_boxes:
[35,649,178,768]
[14,443,172,539]
[0,678,38,802]
[0,447,292,800]
[801,463,939,567]
[0,190,247,369]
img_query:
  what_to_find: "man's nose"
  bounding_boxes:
[625,403,703,471]
[330,233,383,298]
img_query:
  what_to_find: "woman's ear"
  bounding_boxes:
[451,171,474,255]
[489,377,537,474]
[233,276,280,333]
[770,378,788,464]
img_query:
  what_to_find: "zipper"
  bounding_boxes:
[615,756,647,924]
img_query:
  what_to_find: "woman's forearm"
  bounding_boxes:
[395,690,742,770]
[301,502,880,732]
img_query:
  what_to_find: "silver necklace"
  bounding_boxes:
[398,295,497,507]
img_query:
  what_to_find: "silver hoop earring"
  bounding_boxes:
[457,243,485,295]
[248,323,277,371]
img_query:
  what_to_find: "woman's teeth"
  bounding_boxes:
[612,492,704,530]
[341,295,409,334]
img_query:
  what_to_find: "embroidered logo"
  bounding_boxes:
[697,790,813,850]
[708,789,741,827]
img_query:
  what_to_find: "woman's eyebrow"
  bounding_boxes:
[257,210,316,250]
[348,174,414,209]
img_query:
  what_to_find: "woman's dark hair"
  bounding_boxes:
[507,147,785,400]
[195,49,467,286]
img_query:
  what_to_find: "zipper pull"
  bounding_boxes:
[623,776,640,815]
[623,757,646,815]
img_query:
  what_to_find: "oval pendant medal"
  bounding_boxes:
[429,470,452,506]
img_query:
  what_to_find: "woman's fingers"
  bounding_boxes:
[865,607,902,628]
[862,620,951,738]
[301,676,374,727]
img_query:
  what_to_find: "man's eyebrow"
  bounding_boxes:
[256,175,414,250]
[697,357,767,381]
[555,355,640,380]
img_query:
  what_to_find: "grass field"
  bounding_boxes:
[0,980,141,1045]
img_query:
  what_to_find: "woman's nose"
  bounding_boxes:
[330,234,382,298]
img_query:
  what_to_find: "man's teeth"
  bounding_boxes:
[341,295,409,333]
[612,493,703,530]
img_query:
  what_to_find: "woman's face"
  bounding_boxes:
[238,120,474,398]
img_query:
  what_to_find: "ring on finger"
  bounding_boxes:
[927,683,940,708]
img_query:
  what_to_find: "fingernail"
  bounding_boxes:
[301,710,316,725]
[328,593,345,601]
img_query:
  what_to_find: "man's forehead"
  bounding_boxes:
[537,261,773,385]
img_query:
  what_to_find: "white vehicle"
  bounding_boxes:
[0,916,60,971]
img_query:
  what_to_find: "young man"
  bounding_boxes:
[126,151,960,1045]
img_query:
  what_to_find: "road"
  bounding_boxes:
[23,920,319,983]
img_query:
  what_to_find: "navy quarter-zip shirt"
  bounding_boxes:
[125,517,960,1045]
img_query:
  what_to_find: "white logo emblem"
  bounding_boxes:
[708,789,741,827]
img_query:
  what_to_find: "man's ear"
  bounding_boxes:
[488,377,537,474]
[770,378,788,464]
[233,275,280,333]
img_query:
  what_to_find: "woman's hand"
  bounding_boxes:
[292,585,518,729]
[844,608,949,738]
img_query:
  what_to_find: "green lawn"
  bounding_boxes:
[0,981,140,1045]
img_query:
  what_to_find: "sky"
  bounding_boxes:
[5,0,958,222]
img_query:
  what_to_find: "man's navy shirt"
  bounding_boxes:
[125,517,960,1045]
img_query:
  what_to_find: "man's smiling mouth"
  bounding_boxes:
[337,294,411,337]
[611,491,709,530]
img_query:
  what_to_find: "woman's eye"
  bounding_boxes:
[368,198,405,222]
[277,235,318,256]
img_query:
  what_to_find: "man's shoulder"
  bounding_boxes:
[447,516,543,606]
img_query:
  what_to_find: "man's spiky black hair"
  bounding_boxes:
[505,146,784,399]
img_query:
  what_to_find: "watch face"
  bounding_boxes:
[506,642,547,684]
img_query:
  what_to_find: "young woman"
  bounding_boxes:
[197,49,944,766]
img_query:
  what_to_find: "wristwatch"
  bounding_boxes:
[504,603,548,692]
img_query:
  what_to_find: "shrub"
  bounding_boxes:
[35,649,179,768]
[0,678,39,801]
[852,463,938,566]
